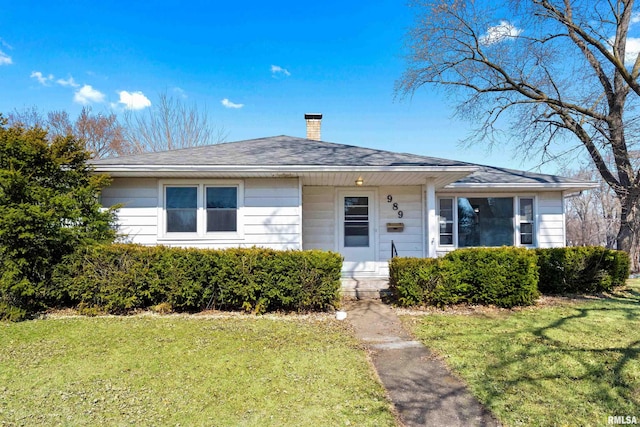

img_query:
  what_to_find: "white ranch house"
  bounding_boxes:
[93,115,596,296]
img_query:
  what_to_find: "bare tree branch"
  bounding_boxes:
[399,0,640,265]
[6,106,127,158]
[122,91,227,153]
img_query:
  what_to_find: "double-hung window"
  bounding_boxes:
[206,187,237,232]
[162,181,242,238]
[166,186,198,233]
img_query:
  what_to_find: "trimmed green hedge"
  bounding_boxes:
[389,247,539,308]
[51,244,342,314]
[536,247,630,294]
[390,246,630,308]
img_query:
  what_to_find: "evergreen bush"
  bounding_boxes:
[536,247,630,294]
[389,246,630,308]
[389,247,539,308]
[0,117,116,320]
[52,244,343,314]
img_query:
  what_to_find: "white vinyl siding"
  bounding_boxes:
[104,177,568,273]
[378,186,423,270]
[537,192,565,247]
[302,186,335,251]
[102,177,301,250]
[101,178,158,244]
[242,178,300,249]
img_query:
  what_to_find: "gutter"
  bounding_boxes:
[93,164,479,173]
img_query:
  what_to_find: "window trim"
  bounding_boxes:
[158,179,244,240]
[436,194,536,249]
[438,197,455,246]
[517,196,536,247]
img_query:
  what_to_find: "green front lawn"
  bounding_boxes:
[0,315,396,426]
[402,280,640,426]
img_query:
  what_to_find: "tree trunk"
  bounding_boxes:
[616,191,640,272]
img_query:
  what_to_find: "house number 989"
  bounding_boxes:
[387,195,403,218]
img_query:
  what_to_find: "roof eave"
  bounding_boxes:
[93,164,480,175]
[443,182,600,192]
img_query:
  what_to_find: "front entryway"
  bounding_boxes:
[338,190,377,275]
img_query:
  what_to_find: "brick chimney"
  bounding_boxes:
[305,113,322,140]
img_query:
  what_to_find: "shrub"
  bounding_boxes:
[389,247,630,309]
[389,257,440,306]
[440,248,539,307]
[389,247,539,308]
[0,117,116,319]
[0,301,28,322]
[536,247,630,294]
[52,244,342,314]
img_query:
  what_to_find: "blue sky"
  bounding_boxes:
[0,0,560,172]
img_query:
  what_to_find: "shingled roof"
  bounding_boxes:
[92,135,596,190]
[93,135,469,167]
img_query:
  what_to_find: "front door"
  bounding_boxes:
[339,191,377,275]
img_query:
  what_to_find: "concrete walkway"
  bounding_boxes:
[344,299,500,427]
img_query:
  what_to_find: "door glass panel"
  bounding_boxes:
[344,196,369,247]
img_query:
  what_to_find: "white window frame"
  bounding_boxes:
[517,197,536,247]
[438,197,455,246]
[436,194,537,249]
[158,179,244,240]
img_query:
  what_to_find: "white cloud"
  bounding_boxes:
[0,50,11,65]
[31,71,53,85]
[56,76,79,87]
[74,84,105,104]
[221,98,244,109]
[608,36,640,65]
[172,87,187,99]
[479,21,523,45]
[632,12,640,24]
[117,90,151,110]
[271,64,291,77]
[0,38,12,65]
[622,37,640,65]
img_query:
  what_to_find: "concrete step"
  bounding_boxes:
[341,278,390,299]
